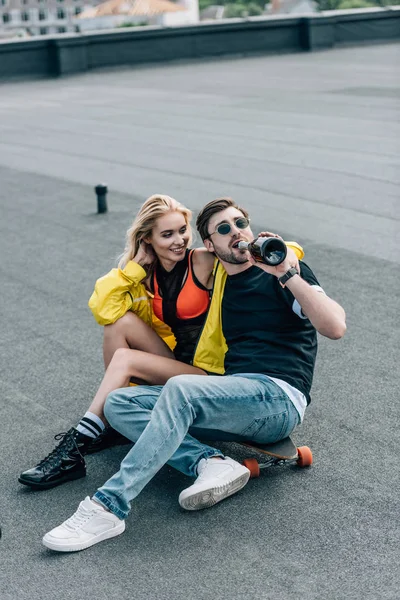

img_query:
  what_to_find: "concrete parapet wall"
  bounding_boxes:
[0,8,399,80]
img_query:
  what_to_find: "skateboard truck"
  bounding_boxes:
[240,437,313,478]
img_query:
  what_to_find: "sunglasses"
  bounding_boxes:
[210,217,250,237]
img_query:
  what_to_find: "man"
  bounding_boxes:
[42,198,346,552]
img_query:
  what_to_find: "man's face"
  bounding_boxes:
[204,207,254,264]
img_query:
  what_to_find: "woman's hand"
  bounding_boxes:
[256,231,281,239]
[133,241,156,268]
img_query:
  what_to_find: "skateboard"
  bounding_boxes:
[239,437,313,478]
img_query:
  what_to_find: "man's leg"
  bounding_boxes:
[43,374,298,551]
[102,385,224,479]
[100,374,298,515]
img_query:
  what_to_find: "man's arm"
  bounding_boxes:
[251,247,346,340]
[284,276,346,340]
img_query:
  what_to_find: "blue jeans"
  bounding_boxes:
[94,373,300,519]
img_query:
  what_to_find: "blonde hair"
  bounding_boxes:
[118,194,193,269]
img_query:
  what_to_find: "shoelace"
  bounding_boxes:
[64,505,94,531]
[37,431,78,471]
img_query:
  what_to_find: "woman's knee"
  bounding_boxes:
[104,312,138,338]
[110,347,136,368]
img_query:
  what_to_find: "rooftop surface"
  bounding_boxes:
[1,43,399,600]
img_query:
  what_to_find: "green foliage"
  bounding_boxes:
[116,21,148,28]
[224,3,247,17]
[199,0,400,15]
[224,1,263,15]
[199,0,212,10]
[200,0,265,10]
[246,2,264,14]
[315,0,340,9]
[337,0,373,7]
[315,0,399,8]
[199,0,221,9]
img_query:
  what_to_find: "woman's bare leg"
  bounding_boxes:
[87,348,206,421]
[103,312,173,369]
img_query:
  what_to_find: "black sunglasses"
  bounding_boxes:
[210,217,250,237]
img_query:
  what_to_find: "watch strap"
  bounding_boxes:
[278,267,299,287]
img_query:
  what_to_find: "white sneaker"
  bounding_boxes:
[42,496,125,552]
[179,457,250,511]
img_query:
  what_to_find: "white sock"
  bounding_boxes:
[76,412,105,439]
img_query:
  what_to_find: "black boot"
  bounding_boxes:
[18,428,91,490]
[85,426,132,455]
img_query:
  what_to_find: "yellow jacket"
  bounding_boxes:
[88,260,176,349]
[88,242,304,375]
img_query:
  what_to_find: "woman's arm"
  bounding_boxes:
[192,248,216,289]
[88,261,150,326]
[89,242,158,326]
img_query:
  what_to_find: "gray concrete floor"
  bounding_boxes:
[0,43,399,600]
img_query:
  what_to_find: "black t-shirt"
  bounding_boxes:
[222,262,320,403]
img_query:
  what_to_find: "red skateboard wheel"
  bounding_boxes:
[243,458,260,478]
[296,446,313,467]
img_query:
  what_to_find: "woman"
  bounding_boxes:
[18,195,217,490]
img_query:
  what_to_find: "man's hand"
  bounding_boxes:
[250,233,300,277]
[133,241,156,268]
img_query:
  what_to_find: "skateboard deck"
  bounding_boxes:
[238,436,313,478]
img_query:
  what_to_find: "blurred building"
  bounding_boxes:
[0,0,100,36]
[75,0,199,30]
[0,25,30,37]
[0,0,198,36]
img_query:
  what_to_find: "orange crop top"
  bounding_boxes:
[152,249,210,324]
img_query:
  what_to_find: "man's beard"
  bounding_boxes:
[213,246,249,265]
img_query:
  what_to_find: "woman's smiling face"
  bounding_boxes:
[147,211,191,270]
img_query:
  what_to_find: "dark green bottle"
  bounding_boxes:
[238,237,287,266]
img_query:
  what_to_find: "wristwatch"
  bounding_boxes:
[278,267,299,288]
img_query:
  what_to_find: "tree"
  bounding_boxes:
[224,2,263,16]
[337,0,373,7]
